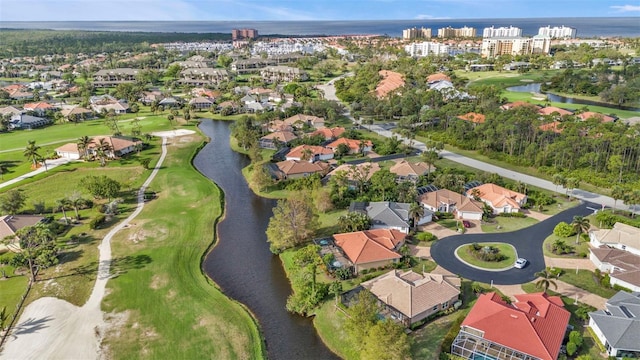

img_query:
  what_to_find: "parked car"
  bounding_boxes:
[514,258,528,269]
[462,220,471,228]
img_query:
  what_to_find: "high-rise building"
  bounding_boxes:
[482,26,522,38]
[437,26,477,38]
[402,27,432,40]
[481,36,550,58]
[231,28,259,41]
[405,42,450,56]
[538,26,577,39]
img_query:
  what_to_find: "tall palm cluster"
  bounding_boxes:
[76,136,113,166]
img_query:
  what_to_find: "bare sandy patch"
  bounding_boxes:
[151,129,196,138]
[149,274,168,290]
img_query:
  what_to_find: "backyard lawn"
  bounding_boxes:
[313,301,360,360]
[411,311,458,360]
[542,233,592,258]
[558,269,618,299]
[456,242,517,270]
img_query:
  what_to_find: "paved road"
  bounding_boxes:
[430,202,594,285]
[317,76,638,215]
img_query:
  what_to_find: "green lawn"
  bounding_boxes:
[558,269,618,299]
[0,272,29,322]
[456,243,517,269]
[411,311,459,359]
[437,219,461,231]
[98,134,265,359]
[313,301,360,360]
[481,216,539,233]
[542,234,592,258]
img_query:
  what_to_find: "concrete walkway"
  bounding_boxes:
[0,158,72,189]
[544,256,596,271]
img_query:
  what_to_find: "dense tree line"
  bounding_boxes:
[0,30,230,57]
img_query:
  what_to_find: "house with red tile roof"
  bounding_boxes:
[452,292,570,360]
[500,101,541,111]
[309,126,345,141]
[577,111,615,123]
[427,73,451,84]
[259,130,298,149]
[538,106,573,117]
[457,112,486,124]
[538,120,564,133]
[326,138,373,155]
[467,183,527,214]
[375,70,405,99]
[285,145,334,163]
[419,189,484,220]
[268,160,330,180]
[333,229,407,274]
[23,101,55,116]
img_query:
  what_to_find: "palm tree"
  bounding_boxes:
[23,140,41,169]
[301,148,313,162]
[566,177,580,199]
[56,198,70,225]
[96,138,112,167]
[611,185,625,214]
[77,136,91,160]
[68,191,85,220]
[552,173,566,194]
[571,216,590,244]
[409,203,425,232]
[534,269,558,293]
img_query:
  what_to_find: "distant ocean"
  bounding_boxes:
[1,18,639,38]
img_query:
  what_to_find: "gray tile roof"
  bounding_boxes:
[363,201,410,229]
[589,291,640,351]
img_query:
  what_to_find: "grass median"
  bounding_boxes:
[456,242,517,270]
[100,133,265,359]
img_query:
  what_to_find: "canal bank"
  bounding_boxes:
[193,119,338,360]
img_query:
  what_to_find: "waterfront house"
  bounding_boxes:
[333,229,407,274]
[452,292,570,360]
[285,145,334,163]
[360,269,461,327]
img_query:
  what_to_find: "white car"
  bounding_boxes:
[514,258,528,269]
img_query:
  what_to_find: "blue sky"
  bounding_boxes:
[1,0,639,21]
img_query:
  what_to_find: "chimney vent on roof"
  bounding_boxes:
[510,314,518,319]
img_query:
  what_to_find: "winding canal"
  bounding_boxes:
[193,119,338,360]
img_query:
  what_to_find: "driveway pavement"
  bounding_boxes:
[0,158,72,189]
[430,202,594,285]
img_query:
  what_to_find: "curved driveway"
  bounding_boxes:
[430,201,595,285]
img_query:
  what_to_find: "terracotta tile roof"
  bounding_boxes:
[60,106,92,118]
[500,101,541,110]
[375,70,405,98]
[538,120,564,133]
[309,126,345,140]
[326,162,381,181]
[333,229,407,265]
[457,112,486,124]
[55,136,140,154]
[389,160,434,177]
[286,145,333,160]
[427,73,451,83]
[361,269,461,319]
[260,130,297,143]
[462,292,570,360]
[419,189,483,213]
[467,183,526,210]
[23,101,54,110]
[578,111,615,123]
[275,160,330,177]
[326,137,372,152]
[538,106,573,116]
